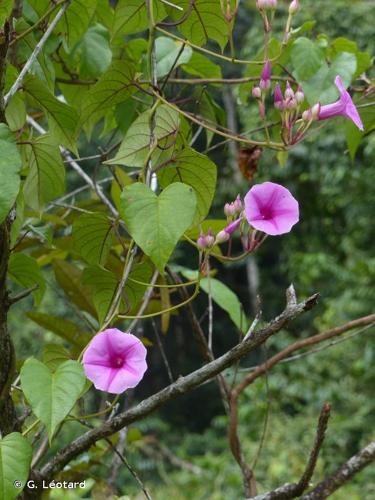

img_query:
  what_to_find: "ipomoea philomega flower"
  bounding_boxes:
[244,182,299,236]
[318,76,364,131]
[82,329,147,394]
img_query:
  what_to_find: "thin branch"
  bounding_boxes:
[8,285,39,305]
[152,319,174,383]
[4,1,70,107]
[301,440,375,499]
[127,271,159,332]
[251,403,331,499]
[233,313,375,396]
[26,115,118,217]
[36,291,318,483]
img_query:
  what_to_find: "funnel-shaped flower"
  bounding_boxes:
[82,329,147,394]
[318,76,363,131]
[244,182,299,236]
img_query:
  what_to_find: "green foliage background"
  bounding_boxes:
[5,0,374,498]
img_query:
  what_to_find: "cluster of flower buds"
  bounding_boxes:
[256,0,277,11]
[272,81,307,144]
[197,228,215,251]
[215,219,242,244]
[274,82,304,112]
[224,195,243,219]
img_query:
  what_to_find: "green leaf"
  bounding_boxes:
[82,261,153,324]
[42,344,71,372]
[155,37,192,78]
[73,213,114,265]
[0,433,32,500]
[301,52,357,105]
[80,61,135,127]
[53,260,97,317]
[201,277,248,331]
[331,37,372,77]
[0,0,12,26]
[56,0,98,47]
[112,0,167,39]
[22,134,65,211]
[291,37,325,82]
[20,358,86,441]
[120,183,196,272]
[27,312,91,348]
[69,23,112,79]
[5,92,26,131]
[0,136,22,224]
[168,0,231,50]
[180,268,247,331]
[23,76,80,153]
[82,266,117,325]
[158,147,217,224]
[8,253,46,305]
[181,51,222,80]
[105,104,179,168]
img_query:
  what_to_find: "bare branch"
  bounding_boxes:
[251,403,331,499]
[301,440,375,499]
[36,291,318,483]
[4,1,70,107]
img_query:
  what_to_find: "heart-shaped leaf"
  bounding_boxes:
[120,182,196,272]
[0,433,32,499]
[20,358,86,441]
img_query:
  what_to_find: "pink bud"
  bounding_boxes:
[224,202,236,217]
[274,83,284,110]
[252,86,262,99]
[295,86,304,104]
[302,109,312,122]
[215,230,230,244]
[285,97,297,110]
[284,81,294,99]
[261,60,271,82]
[206,228,215,248]
[256,0,277,10]
[311,102,321,120]
[289,0,299,15]
[197,232,208,250]
[233,195,243,213]
[215,219,242,244]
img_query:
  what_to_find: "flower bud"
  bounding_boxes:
[289,0,299,15]
[285,97,297,110]
[215,230,230,244]
[233,195,243,213]
[252,86,262,99]
[295,86,304,104]
[206,228,215,248]
[215,219,242,244]
[197,228,215,250]
[302,109,312,122]
[197,232,207,250]
[284,81,294,100]
[256,0,277,10]
[311,102,321,120]
[274,83,284,110]
[260,60,271,90]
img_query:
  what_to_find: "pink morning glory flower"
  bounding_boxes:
[82,329,147,394]
[244,182,299,236]
[318,76,364,131]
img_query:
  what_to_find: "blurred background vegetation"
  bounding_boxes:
[10,0,374,498]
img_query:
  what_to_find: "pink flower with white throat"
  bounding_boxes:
[318,76,364,131]
[244,182,299,236]
[82,329,147,394]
